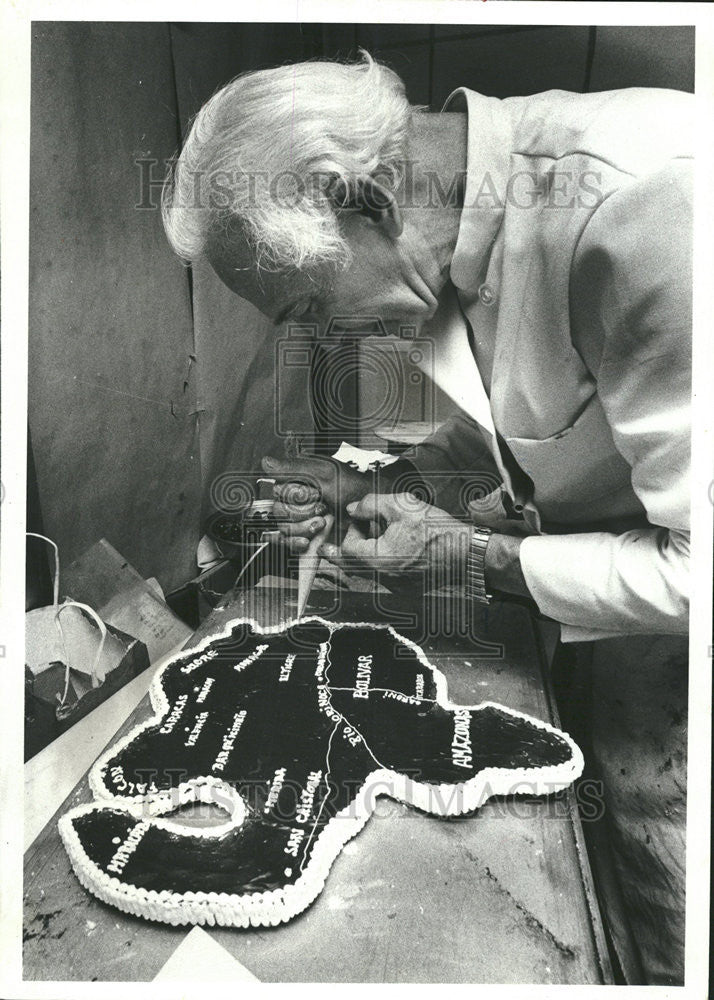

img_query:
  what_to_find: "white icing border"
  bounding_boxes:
[59,616,584,928]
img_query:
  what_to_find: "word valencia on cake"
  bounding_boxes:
[59,617,584,928]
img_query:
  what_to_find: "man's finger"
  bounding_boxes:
[346,492,404,522]
[262,455,329,489]
[341,524,381,564]
[272,481,321,505]
[318,541,349,570]
[320,526,381,572]
[272,500,326,522]
[319,541,377,574]
[261,455,297,475]
[275,517,325,538]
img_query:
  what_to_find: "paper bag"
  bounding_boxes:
[24,534,149,759]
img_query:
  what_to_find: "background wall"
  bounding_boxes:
[30,23,200,593]
[28,23,695,593]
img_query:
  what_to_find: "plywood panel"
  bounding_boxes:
[319,23,360,56]
[433,25,540,38]
[29,23,201,591]
[169,23,317,136]
[358,24,432,48]
[168,24,317,517]
[431,27,590,104]
[588,26,694,93]
[189,264,317,517]
[374,43,433,106]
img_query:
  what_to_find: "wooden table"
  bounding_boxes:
[24,587,613,983]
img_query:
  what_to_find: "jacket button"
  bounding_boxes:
[478,283,495,306]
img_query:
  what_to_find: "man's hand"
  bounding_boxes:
[261,454,368,553]
[318,492,473,587]
[318,491,533,600]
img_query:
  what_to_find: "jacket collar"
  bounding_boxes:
[444,88,512,294]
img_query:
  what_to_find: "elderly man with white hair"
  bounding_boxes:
[162,53,692,984]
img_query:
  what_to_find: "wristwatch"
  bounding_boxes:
[466,526,493,605]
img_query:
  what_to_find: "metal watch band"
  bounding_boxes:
[467,526,493,605]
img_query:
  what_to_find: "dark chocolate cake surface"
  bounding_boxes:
[59,617,583,927]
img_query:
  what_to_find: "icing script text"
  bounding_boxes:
[451,708,473,769]
[180,649,218,675]
[353,654,372,699]
[212,710,248,772]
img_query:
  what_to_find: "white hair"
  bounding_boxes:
[162,51,414,274]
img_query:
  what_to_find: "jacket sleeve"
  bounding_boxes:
[519,159,692,637]
[399,412,503,516]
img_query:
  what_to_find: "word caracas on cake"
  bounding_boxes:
[59,618,584,928]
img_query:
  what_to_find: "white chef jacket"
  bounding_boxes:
[403,86,693,641]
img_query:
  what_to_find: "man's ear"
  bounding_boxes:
[327,174,403,239]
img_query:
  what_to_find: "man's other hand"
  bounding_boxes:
[261,454,367,553]
[318,492,472,587]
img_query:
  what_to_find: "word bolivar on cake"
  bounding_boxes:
[59,618,583,928]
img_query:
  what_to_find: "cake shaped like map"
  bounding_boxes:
[60,618,583,928]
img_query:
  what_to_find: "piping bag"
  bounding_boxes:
[296,513,334,618]
[283,431,337,618]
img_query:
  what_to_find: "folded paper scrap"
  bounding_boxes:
[331,441,399,474]
[59,618,583,928]
[25,532,152,759]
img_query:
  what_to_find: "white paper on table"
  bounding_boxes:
[153,926,260,982]
[332,441,400,474]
